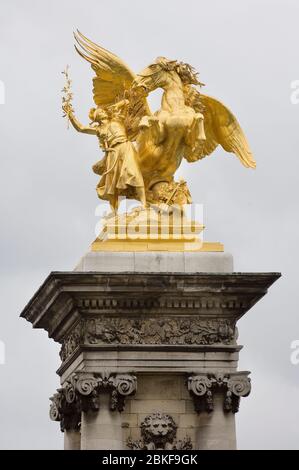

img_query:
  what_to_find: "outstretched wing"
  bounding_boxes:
[74,31,150,138]
[184,87,256,168]
[74,30,134,106]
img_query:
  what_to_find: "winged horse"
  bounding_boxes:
[74,31,255,204]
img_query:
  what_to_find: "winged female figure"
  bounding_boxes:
[63,31,256,209]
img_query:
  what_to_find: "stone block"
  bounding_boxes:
[185,399,195,413]
[176,427,196,443]
[75,251,135,271]
[74,251,234,273]
[131,399,186,414]
[81,438,123,450]
[121,413,138,427]
[178,413,199,428]
[136,375,182,400]
[184,252,233,273]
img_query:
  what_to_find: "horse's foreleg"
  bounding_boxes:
[184,113,206,148]
[138,116,165,144]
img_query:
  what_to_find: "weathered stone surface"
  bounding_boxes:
[74,251,234,273]
[194,392,237,450]
[20,271,280,359]
[83,317,235,346]
[58,349,241,381]
[81,394,123,450]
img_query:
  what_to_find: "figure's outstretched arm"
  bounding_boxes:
[63,104,97,135]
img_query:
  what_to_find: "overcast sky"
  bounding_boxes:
[0,0,298,449]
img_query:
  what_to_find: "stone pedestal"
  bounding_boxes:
[21,251,280,450]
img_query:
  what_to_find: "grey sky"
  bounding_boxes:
[0,0,298,449]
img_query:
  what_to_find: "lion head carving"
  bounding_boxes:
[140,412,177,449]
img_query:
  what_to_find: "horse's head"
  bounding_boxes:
[132,57,202,95]
[132,58,173,96]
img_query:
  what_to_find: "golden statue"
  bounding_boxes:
[62,31,256,251]
[64,98,146,212]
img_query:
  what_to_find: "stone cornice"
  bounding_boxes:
[21,272,280,344]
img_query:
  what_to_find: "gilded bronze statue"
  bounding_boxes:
[62,31,255,210]
[62,31,256,251]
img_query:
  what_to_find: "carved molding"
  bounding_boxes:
[60,317,236,362]
[127,412,192,450]
[77,296,248,311]
[49,372,137,431]
[187,372,251,414]
[85,317,235,346]
[21,272,281,346]
[59,321,83,362]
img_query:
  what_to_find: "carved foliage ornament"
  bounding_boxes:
[127,412,192,450]
[85,317,235,346]
[59,321,83,362]
[59,317,236,362]
[188,372,251,414]
[49,372,136,431]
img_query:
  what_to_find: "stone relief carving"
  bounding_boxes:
[127,412,192,450]
[188,372,251,414]
[85,317,235,346]
[59,321,83,362]
[86,317,235,346]
[50,372,137,431]
[59,317,236,363]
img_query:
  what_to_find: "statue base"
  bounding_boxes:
[93,206,223,252]
[91,239,223,252]
[21,250,280,450]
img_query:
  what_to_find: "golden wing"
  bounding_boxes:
[184,87,256,168]
[74,31,150,137]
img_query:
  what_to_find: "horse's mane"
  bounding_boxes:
[183,84,205,112]
[175,62,203,86]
